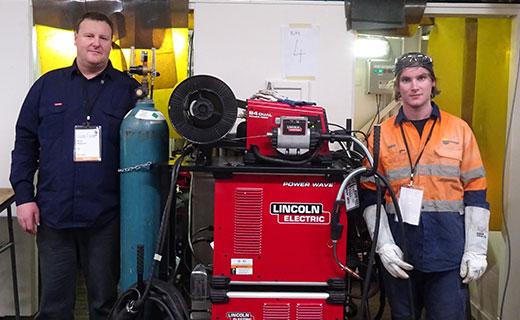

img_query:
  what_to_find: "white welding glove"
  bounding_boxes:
[363,204,414,279]
[460,206,490,284]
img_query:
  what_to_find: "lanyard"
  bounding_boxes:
[83,79,105,125]
[399,118,437,186]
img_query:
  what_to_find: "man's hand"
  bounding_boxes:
[16,202,40,235]
[460,206,490,283]
[460,252,487,284]
[379,243,414,279]
[363,204,414,279]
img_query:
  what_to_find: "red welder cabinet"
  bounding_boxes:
[212,173,347,283]
[212,292,343,320]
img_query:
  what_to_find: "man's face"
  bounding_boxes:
[74,19,112,70]
[397,67,435,110]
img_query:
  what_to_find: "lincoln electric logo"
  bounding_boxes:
[226,312,253,320]
[270,202,330,224]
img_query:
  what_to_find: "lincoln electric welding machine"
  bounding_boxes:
[245,99,331,160]
[169,75,365,320]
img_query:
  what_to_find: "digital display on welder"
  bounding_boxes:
[282,119,307,135]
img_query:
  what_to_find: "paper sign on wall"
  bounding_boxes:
[282,24,319,78]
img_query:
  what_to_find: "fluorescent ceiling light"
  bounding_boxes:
[354,38,389,58]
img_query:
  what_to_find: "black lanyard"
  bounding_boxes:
[399,118,437,185]
[83,79,105,125]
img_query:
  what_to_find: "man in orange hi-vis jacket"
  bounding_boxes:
[360,52,490,319]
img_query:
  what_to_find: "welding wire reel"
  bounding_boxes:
[169,75,237,144]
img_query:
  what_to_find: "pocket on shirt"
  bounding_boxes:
[382,147,408,166]
[102,107,127,143]
[434,144,462,163]
[39,106,66,139]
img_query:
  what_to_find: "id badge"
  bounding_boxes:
[397,186,423,226]
[74,125,102,162]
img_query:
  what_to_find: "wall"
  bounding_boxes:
[191,0,355,128]
[501,12,520,320]
[0,0,38,316]
[0,0,33,186]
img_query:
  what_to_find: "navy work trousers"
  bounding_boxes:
[35,217,120,320]
[382,267,468,320]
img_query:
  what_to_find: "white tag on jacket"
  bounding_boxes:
[398,186,423,226]
[74,125,102,162]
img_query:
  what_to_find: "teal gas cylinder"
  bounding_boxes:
[119,98,169,291]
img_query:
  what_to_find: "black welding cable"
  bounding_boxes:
[377,172,415,320]
[364,94,383,137]
[359,125,382,319]
[328,130,415,319]
[323,127,411,319]
[373,256,387,320]
[142,147,192,299]
[328,122,369,141]
[349,168,415,317]
[187,30,194,77]
[362,125,415,319]
[337,168,413,320]
[325,127,367,163]
[360,182,383,320]
[357,171,414,320]
[250,144,321,165]
[110,146,193,319]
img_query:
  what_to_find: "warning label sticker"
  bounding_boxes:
[231,258,253,275]
[344,182,360,210]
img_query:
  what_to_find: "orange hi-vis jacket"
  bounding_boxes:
[361,103,488,272]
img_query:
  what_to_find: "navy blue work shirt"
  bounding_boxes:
[10,60,139,228]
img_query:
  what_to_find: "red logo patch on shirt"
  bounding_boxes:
[53,102,63,107]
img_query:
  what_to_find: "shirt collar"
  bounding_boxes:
[394,102,441,125]
[70,59,115,81]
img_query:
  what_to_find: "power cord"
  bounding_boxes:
[498,37,520,320]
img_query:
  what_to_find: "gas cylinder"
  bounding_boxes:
[119,98,169,291]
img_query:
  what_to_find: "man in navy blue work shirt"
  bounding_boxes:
[10,12,138,319]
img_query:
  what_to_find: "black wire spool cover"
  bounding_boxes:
[169,75,237,144]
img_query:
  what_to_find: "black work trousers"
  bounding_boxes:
[35,216,120,320]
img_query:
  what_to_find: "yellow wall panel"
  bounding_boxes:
[427,17,510,230]
[36,25,76,73]
[36,24,129,73]
[473,18,510,230]
[428,18,466,117]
